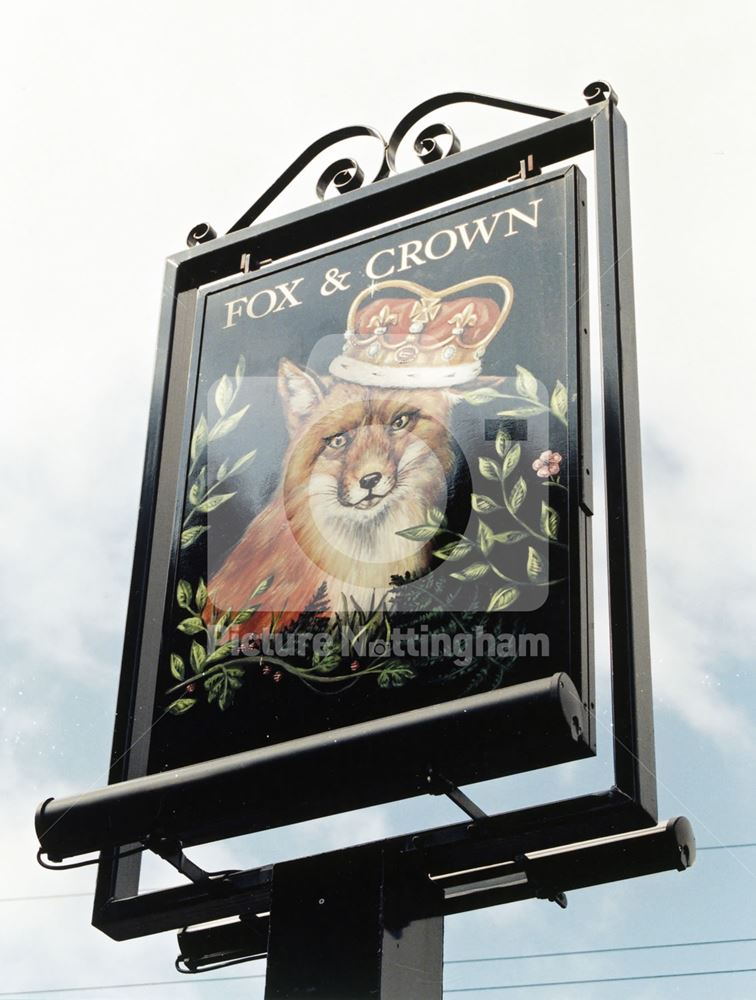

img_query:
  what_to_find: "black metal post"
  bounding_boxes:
[264,847,443,1000]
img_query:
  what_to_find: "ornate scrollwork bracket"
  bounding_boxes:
[186,85,614,249]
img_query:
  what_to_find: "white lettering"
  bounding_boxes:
[398,239,425,273]
[455,212,506,249]
[273,278,304,312]
[246,288,277,319]
[424,228,458,261]
[366,248,395,280]
[223,297,247,329]
[504,199,542,237]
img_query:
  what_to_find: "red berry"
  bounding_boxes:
[273,671,283,683]
[350,660,360,672]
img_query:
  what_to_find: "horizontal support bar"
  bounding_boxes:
[93,789,650,941]
[38,673,587,862]
[169,104,599,293]
[437,816,695,915]
[164,816,696,971]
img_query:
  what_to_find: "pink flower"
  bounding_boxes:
[185,683,196,694]
[532,450,563,478]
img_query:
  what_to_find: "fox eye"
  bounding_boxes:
[390,411,415,432]
[325,432,349,450]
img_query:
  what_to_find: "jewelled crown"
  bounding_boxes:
[329,277,514,388]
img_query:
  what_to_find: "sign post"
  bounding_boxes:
[34,84,695,996]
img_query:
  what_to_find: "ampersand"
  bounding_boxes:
[320,267,351,296]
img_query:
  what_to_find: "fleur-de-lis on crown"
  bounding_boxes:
[368,305,398,330]
[449,303,478,330]
[410,296,442,325]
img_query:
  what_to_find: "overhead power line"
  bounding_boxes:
[444,966,756,992]
[445,935,756,964]
[2,966,756,997]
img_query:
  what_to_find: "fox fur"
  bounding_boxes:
[206,358,463,635]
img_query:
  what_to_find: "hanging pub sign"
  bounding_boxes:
[121,162,592,810]
[36,93,696,980]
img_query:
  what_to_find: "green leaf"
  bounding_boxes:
[478,519,494,555]
[487,587,520,612]
[496,405,544,418]
[177,616,206,636]
[541,502,559,540]
[167,697,196,715]
[492,530,528,544]
[235,354,246,385]
[214,610,230,639]
[515,365,539,401]
[250,575,274,599]
[434,539,472,561]
[188,466,206,506]
[377,663,415,688]
[313,649,341,674]
[495,426,510,458]
[216,458,230,481]
[427,506,447,527]
[196,579,207,613]
[176,579,193,610]
[232,609,255,624]
[205,641,236,667]
[478,456,501,481]
[208,405,250,442]
[450,562,490,581]
[190,414,208,463]
[458,386,505,405]
[550,380,568,423]
[526,546,544,581]
[501,442,521,479]
[180,525,208,548]
[471,493,501,513]
[395,524,439,541]
[190,641,206,673]
[229,449,257,477]
[509,476,527,513]
[169,653,185,681]
[194,492,236,514]
[214,374,235,417]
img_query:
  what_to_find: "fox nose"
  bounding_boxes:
[359,472,382,492]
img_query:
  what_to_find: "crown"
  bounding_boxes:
[329,277,514,388]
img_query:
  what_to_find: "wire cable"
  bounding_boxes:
[445,935,756,964]
[444,966,756,991]
[3,966,756,996]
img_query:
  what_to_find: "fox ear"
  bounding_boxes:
[278,359,325,434]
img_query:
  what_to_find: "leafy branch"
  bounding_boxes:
[458,365,569,427]
[182,355,255,549]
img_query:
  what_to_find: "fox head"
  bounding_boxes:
[277,358,460,590]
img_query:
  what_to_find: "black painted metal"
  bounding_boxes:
[593,99,657,816]
[32,86,686,963]
[265,849,443,1000]
[37,673,585,861]
[216,91,565,245]
[165,815,692,975]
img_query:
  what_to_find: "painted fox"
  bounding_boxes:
[206,358,457,633]
[206,279,513,637]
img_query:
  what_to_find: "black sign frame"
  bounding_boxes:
[38,92,659,940]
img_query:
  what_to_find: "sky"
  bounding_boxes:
[1,1,756,997]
